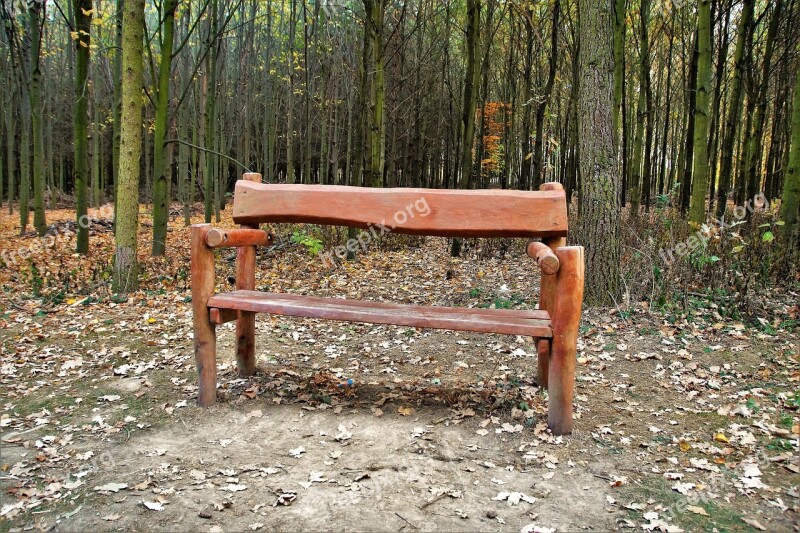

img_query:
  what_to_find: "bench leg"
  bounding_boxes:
[234,172,261,377]
[538,232,566,389]
[192,224,218,407]
[547,246,584,435]
[536,339,550,389]
[236,312,256,376]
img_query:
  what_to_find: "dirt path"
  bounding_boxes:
[1,210,798,532]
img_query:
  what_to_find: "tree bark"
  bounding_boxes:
[74,0,92,252]
[114,0,145,293]
[715,0,753,217]
[689,2,712,224]
[152,0,178,256]
[577,0,621,305]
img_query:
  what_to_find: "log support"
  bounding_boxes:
[191,223,217,407]
[536,182,566,389]
[235,172,261,377]
[547,246,585,435]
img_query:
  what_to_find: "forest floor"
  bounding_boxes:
[0,206,798,532]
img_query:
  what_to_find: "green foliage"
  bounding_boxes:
[290,230,323,256]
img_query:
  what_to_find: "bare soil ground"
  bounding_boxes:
[1,207,798,532]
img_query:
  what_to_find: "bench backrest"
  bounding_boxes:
[232,181,568,239]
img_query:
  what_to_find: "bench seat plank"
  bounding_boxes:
[207,290,553,337]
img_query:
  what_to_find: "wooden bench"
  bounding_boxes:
[191,173,585,435]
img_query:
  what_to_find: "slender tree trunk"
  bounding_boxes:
[203,0,218,222]
[716,0,753,216]
[532,0,561,189]
[114,0,145,292]
[113,0,124,222]
[364,0,386,187]
[578,0,620,305]
[745,0,781,201]
[286,0,296,183]
[152,0,178,255]
[689,0,712,223]
[28,0,46,235]
[780,40,800,247]
[629,0,650,217]
[612,0,625,152]
[451,0,480,257]
[74,0,93,249]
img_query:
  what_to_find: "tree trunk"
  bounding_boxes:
[716,0,753,216]
[203,0,218,222]
[152,0,178,256]
[629,0,650,217]
[29,0,46,235]
[532,0,561,189]
[744,0,781,202]
[689,3,712,224]
[577,0,621,305]
[114,0,145,293]
[364,0,386,187]
[780,40,800,247]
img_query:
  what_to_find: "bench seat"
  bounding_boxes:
[208,290,553,337]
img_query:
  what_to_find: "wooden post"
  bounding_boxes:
[537,182,567,388]
[191,223,217,407]
[547,246,585,435]
[235,172,261,376]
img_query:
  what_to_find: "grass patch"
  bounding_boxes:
[622,477,746,532]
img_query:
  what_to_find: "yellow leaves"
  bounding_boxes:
[70,31,79,41]
[713,433,729,443]
[397,406,414,416]
[679,440,691,452]
[147,317,156,324]
[81,7,97,17]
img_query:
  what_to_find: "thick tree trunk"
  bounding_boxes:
[577,0,620,305]
[114,0,145,293]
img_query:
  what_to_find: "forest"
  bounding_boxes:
[0,1,798,531]
[0,0,797,298]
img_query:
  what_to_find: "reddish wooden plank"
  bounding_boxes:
[208,291,553,337]
[232,182,568,238]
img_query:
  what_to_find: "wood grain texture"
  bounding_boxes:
[536,181,568,388]
[547,246,585,436]
[537,338,551,389]
[208,291,553,337]
[206,228,273,248]
[232,182,568,238]
[235,173,260,377]
[210,307,239,325]
[191,224,217,407]
[527,241,560,275]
